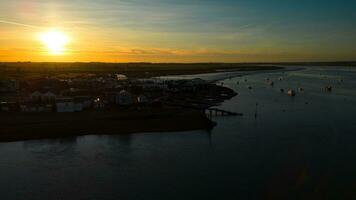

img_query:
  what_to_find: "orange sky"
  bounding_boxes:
[1,0,356,62]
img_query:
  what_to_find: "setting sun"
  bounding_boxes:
[40,30,69,55]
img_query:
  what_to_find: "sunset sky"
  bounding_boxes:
[0,0,355,62]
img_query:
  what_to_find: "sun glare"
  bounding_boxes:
[40,30,69,55]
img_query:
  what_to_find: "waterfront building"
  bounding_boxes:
[137,95,149,104]
[0,102,19,112]
[20,103,53,112]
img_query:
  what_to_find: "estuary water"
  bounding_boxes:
[1,66,356,199]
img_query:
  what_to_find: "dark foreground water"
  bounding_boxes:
[1,67,356,199]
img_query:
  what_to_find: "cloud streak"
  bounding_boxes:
[0,19,43,29]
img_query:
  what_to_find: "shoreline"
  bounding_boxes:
[0,65,283,142]
[158,66,304,83]
[0,108,215,143]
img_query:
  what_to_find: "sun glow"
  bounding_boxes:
[40,30,69,55]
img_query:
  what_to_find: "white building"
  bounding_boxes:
[116,74,128,81]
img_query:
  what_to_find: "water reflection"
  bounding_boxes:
[1,66,356,199]
[23,137,78,154]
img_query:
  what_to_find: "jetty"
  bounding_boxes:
[205,108,243,117]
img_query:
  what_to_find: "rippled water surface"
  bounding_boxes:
[1,67,356,199]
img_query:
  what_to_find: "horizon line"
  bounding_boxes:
[1,61,355,65]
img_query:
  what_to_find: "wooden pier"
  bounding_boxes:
[205,108,243,117]
[164,102,242,118]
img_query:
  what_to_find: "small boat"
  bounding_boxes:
[248,86,253,90]
[269,81,274,87]
[298,87,304,92]
[280,89,284,93]
[288,90,296,97]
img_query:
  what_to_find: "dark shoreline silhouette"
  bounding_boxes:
[0,108,215,142]
[0,63,283,142]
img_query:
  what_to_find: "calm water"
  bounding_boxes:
[1,67,356,199]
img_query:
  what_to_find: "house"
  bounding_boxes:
[116,74,128,81]
[0,102,19,112]
[30,91,43,102]
[93,97,106,109]
[30,91,57,103]
[105,92,120,105]
[73,96,92,109]
[41,91,57,103]
[116,90,133,106]
[20,103,53,112]
[73,100,84,112]
[0,80,19,93]
[139,79,169,91]
[61,88,90,97]
[72,96,92,111]
[56,98,76,113]
[137,95,149,104]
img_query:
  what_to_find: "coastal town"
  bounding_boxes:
[0,72,239,141]
[0,73,237,113]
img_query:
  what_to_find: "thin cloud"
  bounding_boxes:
[0,19,43,29]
